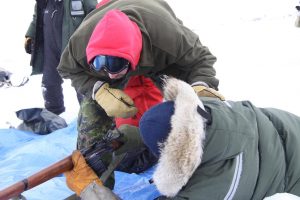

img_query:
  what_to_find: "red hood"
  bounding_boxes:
[86,9,142,69]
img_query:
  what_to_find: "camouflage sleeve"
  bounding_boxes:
[77,98,113,150]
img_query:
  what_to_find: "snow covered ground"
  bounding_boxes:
[1,0,300,199]
[1,0,300,125]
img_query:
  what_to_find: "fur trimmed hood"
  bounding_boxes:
[153,78,207,197]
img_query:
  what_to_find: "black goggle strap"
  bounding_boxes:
[197,105,212,124]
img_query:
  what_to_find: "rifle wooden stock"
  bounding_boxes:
[0,155,73,200]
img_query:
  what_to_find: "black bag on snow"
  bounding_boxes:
[16,108,67,135]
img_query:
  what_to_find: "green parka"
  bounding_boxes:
[151,78,300,200]
[25,0,97,74]
[57,0,219,98]
[168,99,300,199]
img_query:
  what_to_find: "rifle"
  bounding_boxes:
[0,129,124,200]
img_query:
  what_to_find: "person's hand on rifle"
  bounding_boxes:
[64,125,144,199]
[64,151,119,199]
[64,150,102,195]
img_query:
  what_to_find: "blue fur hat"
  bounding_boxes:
[139,101,175,157]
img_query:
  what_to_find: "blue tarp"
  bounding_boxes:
[0,120,160,200]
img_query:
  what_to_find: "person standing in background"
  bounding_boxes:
[24,0,97,115]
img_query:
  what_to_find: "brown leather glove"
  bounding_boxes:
[24,37,32,54]
[64,150,103,196]
[193,85,225,100]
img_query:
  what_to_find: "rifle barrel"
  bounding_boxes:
[0,155,73,200]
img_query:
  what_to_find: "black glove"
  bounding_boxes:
[296,6,300,11]
[24,37,32,54]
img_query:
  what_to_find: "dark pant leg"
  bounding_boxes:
[42,0,65,115]
[42,84,65,115]
[41,50,65,115]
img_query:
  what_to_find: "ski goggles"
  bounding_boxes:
[90,55,130,75]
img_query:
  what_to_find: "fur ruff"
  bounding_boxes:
[153,78,206,197]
